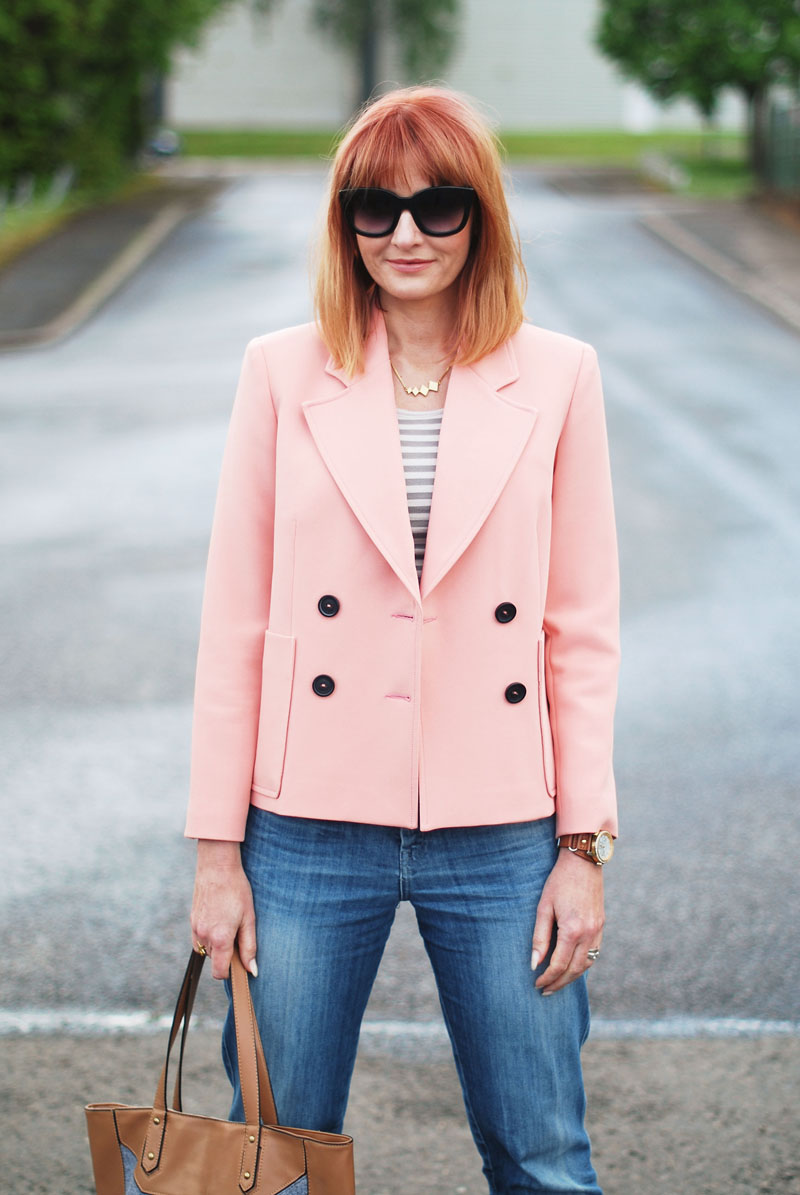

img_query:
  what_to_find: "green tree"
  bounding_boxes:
[254,0,461,107]
[0,0,233,191]
[595,0,800,172]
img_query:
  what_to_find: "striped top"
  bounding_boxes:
[396,405,444,580]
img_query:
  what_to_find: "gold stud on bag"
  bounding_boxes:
[85,950,355,1195]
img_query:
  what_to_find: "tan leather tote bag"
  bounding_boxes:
[85,949,355,1195]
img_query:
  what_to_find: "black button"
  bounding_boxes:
[318,595,340,617]
[312,674,335,697]
[495,603,517,623]
[504,682,527,703]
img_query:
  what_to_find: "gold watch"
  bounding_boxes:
[558,831,615,866]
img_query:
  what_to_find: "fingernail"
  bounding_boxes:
[249,960,258,978]
[531,949,540,971]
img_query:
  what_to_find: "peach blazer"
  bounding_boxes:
[184,309,620,842]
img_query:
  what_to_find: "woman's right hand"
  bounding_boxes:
[190,839,258,981]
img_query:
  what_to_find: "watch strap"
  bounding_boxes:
[558,831,612,865]
[559,832,596,854]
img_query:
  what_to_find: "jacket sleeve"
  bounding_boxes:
[543,343,620,838]
[184,338,277,841]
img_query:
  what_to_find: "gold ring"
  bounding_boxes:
[195,943,207,957]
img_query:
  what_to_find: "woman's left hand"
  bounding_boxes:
[530,848,605,996]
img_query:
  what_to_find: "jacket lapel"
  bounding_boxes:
[302,315,419,601]
[302,311,538,607]
[420,341,536,600]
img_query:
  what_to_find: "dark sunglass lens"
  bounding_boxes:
[416,189,470,233]
[349,190,395,234]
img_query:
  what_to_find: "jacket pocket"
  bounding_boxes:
[251,630,296,799]
[537,630,557,798]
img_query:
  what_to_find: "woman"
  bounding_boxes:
[187,85,619,1194]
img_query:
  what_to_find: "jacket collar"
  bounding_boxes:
[303,308,537,606]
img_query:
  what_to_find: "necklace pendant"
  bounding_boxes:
[391,360,451,399]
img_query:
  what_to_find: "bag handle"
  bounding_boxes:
[171,952,277,1126]
[139,950,278,1192]
[171,949,204,1111]
[228,949,279,1126]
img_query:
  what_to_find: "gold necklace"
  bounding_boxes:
[391,361,452,398]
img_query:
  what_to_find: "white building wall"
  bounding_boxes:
[166,2,355,128]
[441,0,623,128]
[166,0,745,132]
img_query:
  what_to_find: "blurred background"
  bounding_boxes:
[5,0,800,210]
[1,3,800,1194]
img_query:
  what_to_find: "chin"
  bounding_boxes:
[380,279,451,303]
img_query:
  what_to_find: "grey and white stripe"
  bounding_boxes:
[396,406,444,579]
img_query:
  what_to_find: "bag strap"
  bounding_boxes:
[171,951,203,1110]
[171,953,277,1124]
[139,950,278,1192]
[229,949,279,1126]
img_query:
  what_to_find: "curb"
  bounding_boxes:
[640,210,800,336]
[0,200,190,352]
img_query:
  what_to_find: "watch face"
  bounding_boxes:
[595,832,614,863]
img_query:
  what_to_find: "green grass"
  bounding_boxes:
[497,129,738,160]
[501,130,752,198]
[179,126,745,162]
[0,169,166,268]
[674,153,753,198]
[178,128,341,158]
[175,127,752,198]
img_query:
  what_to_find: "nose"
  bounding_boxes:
[391,208,423,246]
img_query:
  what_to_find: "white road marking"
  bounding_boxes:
[0,1009,177,1036]
[589,1017,800,1039]
[1,1011,798,1040]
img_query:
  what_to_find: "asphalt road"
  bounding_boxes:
[2,168,800,1194]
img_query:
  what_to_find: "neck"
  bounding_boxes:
[378,289,456,371]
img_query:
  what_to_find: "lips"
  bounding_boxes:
[388,259,433,271]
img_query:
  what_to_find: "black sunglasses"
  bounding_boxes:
[339,185,476,238]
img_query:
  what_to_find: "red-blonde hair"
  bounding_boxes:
[314,86,527,377]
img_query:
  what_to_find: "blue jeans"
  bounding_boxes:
[222,807,601,1195]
